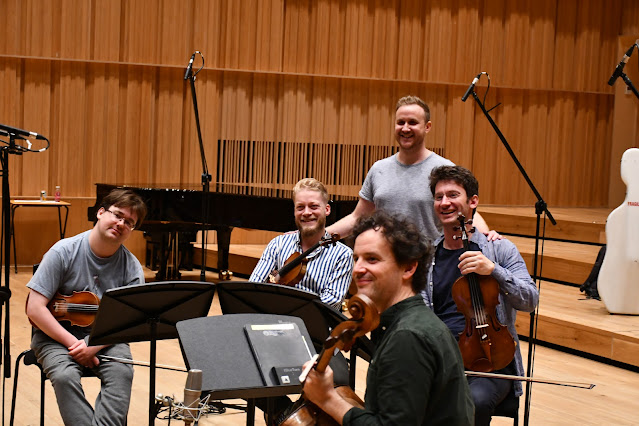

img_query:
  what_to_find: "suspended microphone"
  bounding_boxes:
[461,73,483,102]
[0,123,46,140]
[184,52,196,80]
[182,369,202,425]
[608,43,637,86]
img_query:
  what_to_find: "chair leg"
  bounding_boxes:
[40,369,46,426]
[9,350,27,426]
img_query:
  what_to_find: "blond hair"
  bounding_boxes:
[292,178,329,203]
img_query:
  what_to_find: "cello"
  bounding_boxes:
[279,293,379,425]
[452,214,516,373]
[268,234,340,286]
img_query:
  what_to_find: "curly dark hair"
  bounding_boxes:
[352,210,433,293]
[429,165,479,198]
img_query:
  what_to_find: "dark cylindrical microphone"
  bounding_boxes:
[184,52,196,80]
[183,369,202,425]
[0,123,46,140]
[461,73,482,102]
[608,44,636,86]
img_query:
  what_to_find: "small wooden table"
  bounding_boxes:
[10,199,71,273]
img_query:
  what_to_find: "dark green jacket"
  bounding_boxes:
[344,295,474,425]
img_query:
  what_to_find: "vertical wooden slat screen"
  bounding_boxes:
[0,0,635,264]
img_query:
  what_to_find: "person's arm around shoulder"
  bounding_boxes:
[473,212,503,241]
[326,198,375,239]
[26,290,106,367]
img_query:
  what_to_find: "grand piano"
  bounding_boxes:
[88,183,358,280]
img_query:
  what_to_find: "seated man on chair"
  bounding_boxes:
[26,189,147,426]
[426,165,539,425]
[250,178,353,310]
[302,211,474,425]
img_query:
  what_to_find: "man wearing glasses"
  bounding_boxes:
[26,188,147,426]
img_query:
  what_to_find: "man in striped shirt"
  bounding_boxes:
[249,178,353,310]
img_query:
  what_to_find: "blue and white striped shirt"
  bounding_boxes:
[249,231,353,310]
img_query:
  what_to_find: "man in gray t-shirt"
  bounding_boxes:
[26,189,147,426]
[328,95,491,241]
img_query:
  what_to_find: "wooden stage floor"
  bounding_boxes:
[3,267,639,425]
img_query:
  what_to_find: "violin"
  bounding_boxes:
[279,293,380,426]
[268,234,340,286]
[451,214,516,373]
[28,291,100,330]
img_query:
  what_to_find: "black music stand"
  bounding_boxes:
[88,281,215,426]
[176,314,315,425]
[216,281,375,387]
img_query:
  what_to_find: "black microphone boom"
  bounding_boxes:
[461,73,482,102]
[0,123,46,140]
[184,52,196,80]
[608,44,636,86]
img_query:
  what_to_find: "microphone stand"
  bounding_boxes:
[0,132,24,423]
[466,89,556,426]
[618,72,639,100]
[184,52,211,282]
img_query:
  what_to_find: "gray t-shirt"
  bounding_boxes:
[359,152,454,241]
[28,230,144,339]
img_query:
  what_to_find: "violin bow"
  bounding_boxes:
[465,370,595,389]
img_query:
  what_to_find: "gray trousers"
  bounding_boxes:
[32,336,133,426]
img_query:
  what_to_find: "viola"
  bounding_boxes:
[28,291,100,329]
[451,214,516,373]
[268,234,340,286]
[279,293,380,426]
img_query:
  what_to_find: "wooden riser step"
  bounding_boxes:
[478,206,608,244]
[508,236,600,285]
[516,281,639,368]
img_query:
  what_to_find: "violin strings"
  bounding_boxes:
[53,303,99,312]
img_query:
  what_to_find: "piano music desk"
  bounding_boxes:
[10,199,71,273]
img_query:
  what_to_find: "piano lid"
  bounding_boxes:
[88,183,358,233]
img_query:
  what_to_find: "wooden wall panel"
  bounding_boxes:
[370,1,398,79]
[479,0,505,80]
[621,0,639,35]
[85,64,121,190]
[396,0,426,81]
[60,0,91,59]
[0,0,632,265]
[444,87,476,169]
[56,62,88,196]
[158,0,193,66]
[92,0,122,62]
[118,66,157,184]
[24,0,58,57]
[21,60,53,196]
[121,0,160,63]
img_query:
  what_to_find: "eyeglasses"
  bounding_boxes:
[105,209,136,230]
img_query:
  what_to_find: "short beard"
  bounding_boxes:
[297,216,326,239]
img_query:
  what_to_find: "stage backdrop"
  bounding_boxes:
[1,0,638,264]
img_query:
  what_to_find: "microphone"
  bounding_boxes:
[608,43,636,86]
[461,73,482,102]
[184,52,196,80]
[0,123,46,140]
[182,369,202,425]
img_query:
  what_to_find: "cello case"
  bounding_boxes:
[598,148,639,314]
